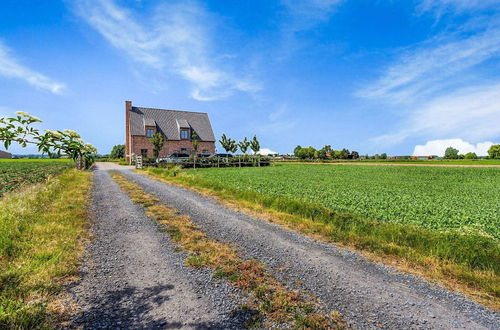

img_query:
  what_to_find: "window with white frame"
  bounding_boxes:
[180,129,189,140]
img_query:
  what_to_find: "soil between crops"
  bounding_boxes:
[70,163,499,329]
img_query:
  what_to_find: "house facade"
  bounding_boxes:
[125,101,216,163]
[0,150,12,159]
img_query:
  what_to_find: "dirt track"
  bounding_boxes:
[69,163,499,329]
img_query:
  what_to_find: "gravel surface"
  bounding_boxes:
[68,165,249,329]
[121,169,500,329]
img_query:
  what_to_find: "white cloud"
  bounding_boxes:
[75,0,259,101]
[258,148,277,155]
[413,139,495,156]
[0,41,65,94]
[360,2,500,146]
[281,0,343,32]
[373,83,500,145]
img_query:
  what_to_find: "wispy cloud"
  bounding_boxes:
[373,83,500,145]
[281,0,344,32]
[416,0,500,17]
[359,2,500,145]
[75,0,259,101]
[0,41,65,94]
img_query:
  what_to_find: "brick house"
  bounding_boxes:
[125,101,216,163]
[0,150,12,159]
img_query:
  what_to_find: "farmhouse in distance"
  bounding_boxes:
[125,100,216,163]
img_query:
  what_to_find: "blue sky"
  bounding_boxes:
[1,0,500,156]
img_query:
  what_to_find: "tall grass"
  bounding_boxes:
[0,169,92,328]
[144,167,500,309]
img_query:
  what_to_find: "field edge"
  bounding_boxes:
[0,169,92,328]
[140,167,500,311]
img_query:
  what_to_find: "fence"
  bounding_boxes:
[139,156,271,169]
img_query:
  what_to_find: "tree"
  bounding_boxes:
[149,132,165,159]
[293,145,302,157]
[349,151,360,159]
[468,153,479,159]
[238,137,250,167]
[0,111,96,169]
[444,146,459,159]
[250,135,261,166]
[191,131,199,169]
[380,153,387,159]
[219,134,237,164]
[318,145,332,159]
[296,146,316,159]
[110,144,125,159]
[488,144,500,159]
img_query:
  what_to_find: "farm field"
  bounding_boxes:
[0,159,73,196]
[188,164,500,239]
[275,159,500,166]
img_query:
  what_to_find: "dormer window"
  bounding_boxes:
[146,128,154,138]
[180,129,190,140]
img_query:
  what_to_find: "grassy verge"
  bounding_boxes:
[142,167,500,310]
[110,171,346,328]
[0,169,92,328]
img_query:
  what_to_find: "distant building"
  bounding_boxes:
[125,101,216,163]
[411,155,437,160]
[0,150,12,159]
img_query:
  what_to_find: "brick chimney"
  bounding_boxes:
[125,100,132,164]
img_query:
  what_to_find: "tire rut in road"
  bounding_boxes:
[68,169,247,329]
[121,169,500,329]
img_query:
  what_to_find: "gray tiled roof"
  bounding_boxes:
[130,106,215,141]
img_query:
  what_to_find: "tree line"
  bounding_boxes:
[444,145,500,159]
[293,145,360,160]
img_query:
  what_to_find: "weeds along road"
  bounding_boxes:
[71,163,499,329]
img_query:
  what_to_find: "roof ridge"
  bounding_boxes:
[132,106,208,115]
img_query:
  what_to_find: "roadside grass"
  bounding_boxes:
[110,171,346,329]
[0,159,72,163]
[142,167,500,310]
[0,169,92,328]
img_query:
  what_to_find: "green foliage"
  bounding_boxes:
[0,161,73,196]
[488,144,500,159]
[238,137,250,154]
[464,152,478,159]
[250,135,260,154]
[444,146,460,159]
[110,144,125,159]
[149,132,165,159]
[219,133,237,154]
[0,112,97,169]
[0,170,91,328]
[191,131,200,153]
[192,165,500,239]
[295,146,316,159]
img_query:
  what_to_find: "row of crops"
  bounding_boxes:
[0,160,73,196]
[191,164,500,239]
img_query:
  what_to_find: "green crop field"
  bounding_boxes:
[0,159,73,196]
[190,164,500,239]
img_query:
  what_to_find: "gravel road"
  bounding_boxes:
[118,169,500,329]
[68,165,249,329]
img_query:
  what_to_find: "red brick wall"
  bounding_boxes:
[131,136,215,158]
